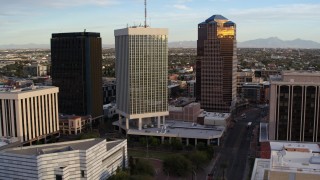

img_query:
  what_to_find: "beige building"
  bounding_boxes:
[59,115,91,135]
[115,27,168,131]
[269,71,320,142]
[0,86,59,143]
[251,141,320,180]
[168,103,203,122]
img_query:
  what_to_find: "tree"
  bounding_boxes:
[108,170,129,180]
[186,151,208,169]
[196,142,206,151]
[131,158,154,176]
[148,137,160,147]
[163,154,192,177]
[171,138,183,151]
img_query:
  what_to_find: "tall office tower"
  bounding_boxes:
[51,32,103,119]
[115,27,168,131]
[196,15,237,113]
[0,86,59,143]
[269,71,320,142]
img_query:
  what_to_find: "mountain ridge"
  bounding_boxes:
[1,37,320,49]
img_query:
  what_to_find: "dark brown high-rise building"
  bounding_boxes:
[51,32,103,118]
[196,15,237,113]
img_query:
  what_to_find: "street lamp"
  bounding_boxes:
[146,136,149,158]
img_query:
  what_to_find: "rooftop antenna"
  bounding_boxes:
[144,0,147,28]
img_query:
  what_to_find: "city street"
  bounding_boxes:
[211,108,261,180]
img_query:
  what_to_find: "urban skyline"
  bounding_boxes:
[1,0,320,179]
[1,0,320,45]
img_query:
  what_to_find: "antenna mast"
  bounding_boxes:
[144,0,147,28]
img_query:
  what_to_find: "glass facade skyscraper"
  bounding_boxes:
[114,27,168,130]
[196,15,237,113]
[51,32,103,119]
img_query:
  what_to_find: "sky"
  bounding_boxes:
[0,0,320,45]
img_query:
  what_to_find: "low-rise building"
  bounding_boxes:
[168,102,203,122]
[23,63,47,77]
[0,138,128,180]
[103,103,117,118]
[59,115,91,135]
[197,111,231,127]
[187,80,196,98]
[251,141,320,180]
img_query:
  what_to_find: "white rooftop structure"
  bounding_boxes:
[198,111,230,127]
[270,141,320,173]
[198,111,230,121]
[251,141,320,180]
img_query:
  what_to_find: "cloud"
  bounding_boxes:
[34,0,119,8]
[228,3,320,21]
[173,4,190,10]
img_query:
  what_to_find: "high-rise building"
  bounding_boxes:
[51,32,103,119]
[0,86,59,143]
[114,27,168,130]
[269,71,320,142]
[196,15,237,113]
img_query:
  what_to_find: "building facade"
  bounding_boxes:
[59,115,91,135]
[168,102,203,122]
[0,138,128,180]
[0,86,59,143]
[51,32,103,119]
[196,15,237,113]
[23,63,47,77]
[269,71,320,142]
[103,83,116,104]
[114,27,168,131]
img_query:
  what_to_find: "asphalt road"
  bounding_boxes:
[211,108,261,180]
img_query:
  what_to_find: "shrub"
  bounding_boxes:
[163,154,191,177]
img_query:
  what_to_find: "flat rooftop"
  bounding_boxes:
[0,86,57,93]
[271,70,320,84]
[52,32,100,38]
[1,138,105,156]
[198,111,230,121]
[269,141,320,174]
[251,158,270,180]
[115,120,224,139]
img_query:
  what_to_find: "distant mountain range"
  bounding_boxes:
[1,37,320,49]
[238,37,320,49]
[168,38,320,49]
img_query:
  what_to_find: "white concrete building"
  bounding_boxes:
[115,27,168,131]
[0,138,128,180]
[103,103,117,118]
[251,141,320,180]
[0,86,59,143]
[198,111,231,127]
